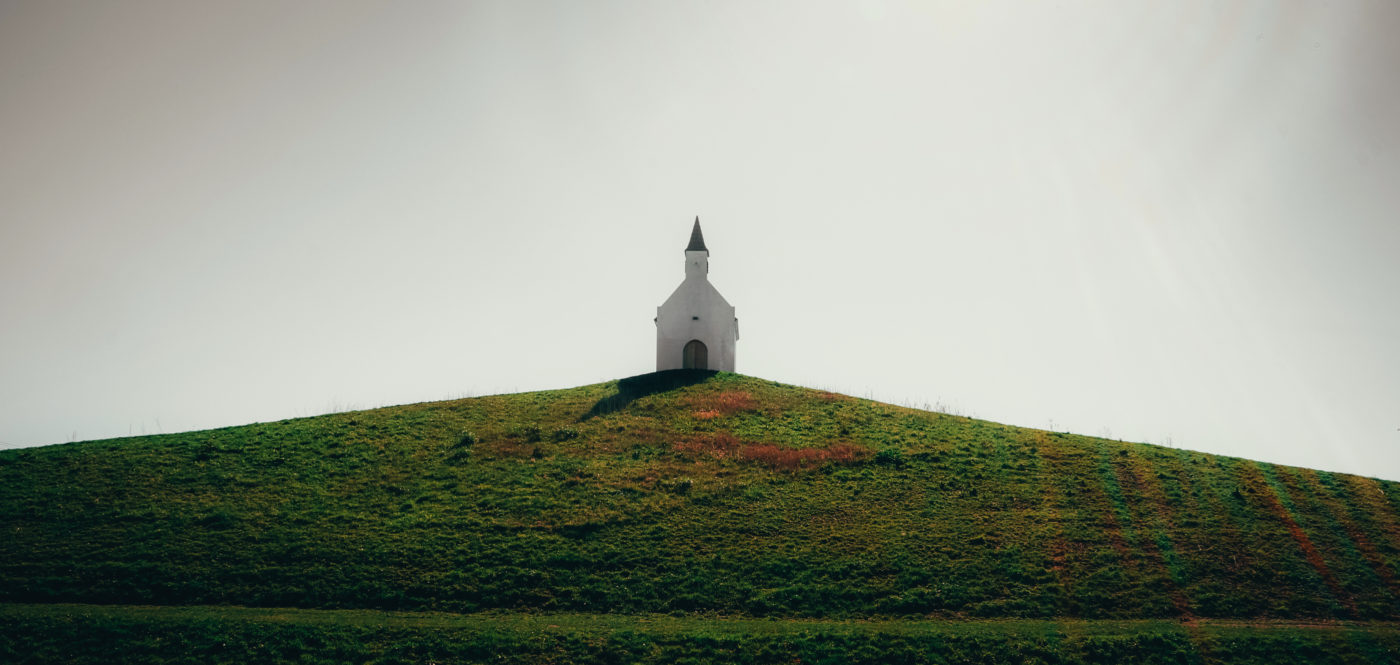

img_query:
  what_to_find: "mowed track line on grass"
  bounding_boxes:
[1033,432,1077,606]
[1342,475,1400,581]
[1295,469,1400,605]
[1115,450,1192,617]
[1240,461,1358,617]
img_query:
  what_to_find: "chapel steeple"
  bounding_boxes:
[686,217,708,253]
[684,217,709,279]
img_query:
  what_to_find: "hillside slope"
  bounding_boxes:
[3,371,1399,622]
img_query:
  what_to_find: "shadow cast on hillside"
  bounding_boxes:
[580,370,717,421]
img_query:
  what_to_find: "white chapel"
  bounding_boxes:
[655,218,739,371]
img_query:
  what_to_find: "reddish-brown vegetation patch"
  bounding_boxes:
[740,442,870,471]
[684,391,759,417]
[673,432,743,459]
[1033,444,1072,580]
[482,440,544,459]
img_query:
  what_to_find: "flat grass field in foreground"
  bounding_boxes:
[3,603,1400,664]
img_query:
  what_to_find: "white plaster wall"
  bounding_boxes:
[656,252,738,371]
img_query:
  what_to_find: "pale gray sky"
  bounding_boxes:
[2,1,1397,480]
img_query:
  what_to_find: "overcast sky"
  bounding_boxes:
[2,1,1397,481]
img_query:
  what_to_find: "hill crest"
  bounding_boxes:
[2,370,1400,622]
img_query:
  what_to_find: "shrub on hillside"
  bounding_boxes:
[448,431,477,463]
[507,424,542,442]
[660,477,693,495]
[551,427,580,442]
[873,448,907,468]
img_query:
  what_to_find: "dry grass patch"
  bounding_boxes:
[685,391,759,418]
[673,432,744,460]
[740,442,871,472]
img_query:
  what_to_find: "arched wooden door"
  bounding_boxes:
[682,339,708,370]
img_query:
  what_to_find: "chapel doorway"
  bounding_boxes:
[682,340,708,370]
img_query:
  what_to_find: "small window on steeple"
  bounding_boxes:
[692,316,699,320]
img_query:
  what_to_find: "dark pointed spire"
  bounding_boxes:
[686,216,708,252]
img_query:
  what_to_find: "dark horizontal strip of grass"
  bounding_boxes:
[4,603,1400,665]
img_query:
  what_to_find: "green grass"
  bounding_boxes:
[4,603,1399,664]
[3,370,1400,660]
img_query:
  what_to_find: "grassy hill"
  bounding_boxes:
[3,370,1400,663]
